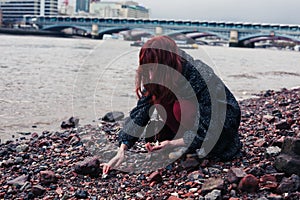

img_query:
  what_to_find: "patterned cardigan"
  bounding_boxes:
[118,50,242,161]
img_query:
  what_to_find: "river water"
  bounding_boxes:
[1,35,300,141]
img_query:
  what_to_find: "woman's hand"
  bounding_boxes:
[101,144,127,174]
[145,142,154,152]
[151,140,171,151]
[146,139,185,152]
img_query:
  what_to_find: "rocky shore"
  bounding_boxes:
[0,88,299,199]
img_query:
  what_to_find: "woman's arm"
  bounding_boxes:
[118,94,153,149]
[103,94,154,174]
[102,143,128,174]
[147,132,206,153]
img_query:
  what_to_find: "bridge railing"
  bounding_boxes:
[24,15,300,34]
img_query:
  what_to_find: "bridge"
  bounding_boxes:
[24,15,300,47]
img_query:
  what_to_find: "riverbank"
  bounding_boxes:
[0,87,299,199]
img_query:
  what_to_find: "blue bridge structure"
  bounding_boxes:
[24,15,300,47]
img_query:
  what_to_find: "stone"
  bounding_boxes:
[280,137,300,155]
[276,174,300,194]
[32,185,46,196]
[101,111,124,122]
[15,144,29,152]
[262,115,275,123]
[275,120,291,130]
[148,171,162,183]
[254,138,266,147]
[102,173,108,179]
[181,158,200,171]
[136,192,144,199]
[14,156,23,164]
[201,177,224,192]
[2,158,15,167]
[69,135,81,146]
[187,170,204,181]
[17,132,31,135]
[266,146,281,156]
[39,170,58,185]
[274,137,300,176]
[74,156,101,177]
[7,174,29,186]
[204,189,222,200]
[31,132,39,138]
[238,174,259,193]
[272,136,285,148]
[259,174,278,190]
[276,154,300,176]
[75,190,89,199]
[272,109,282,118]
[267,193,283,200]
[227,167,247,183]
[37,140,51,147]
[20,181,31,191]
[55,187,63,195]
[61,117,79,129]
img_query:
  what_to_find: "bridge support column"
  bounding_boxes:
[229,30,239,47]
[155,26,163,35]
[91,24,99,39]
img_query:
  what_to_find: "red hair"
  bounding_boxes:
[136,36,182,104]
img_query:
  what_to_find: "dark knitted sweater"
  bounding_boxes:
[118,50,242,161]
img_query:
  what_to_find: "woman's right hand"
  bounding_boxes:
[101,144,128,174]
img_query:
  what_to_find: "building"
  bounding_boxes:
[90,1,149,18]
[120,1,149,18]
[76,0,89,14]
[0,9,2,26]
[0,0,58,24]
[57,0,74,15]
[89,1,120,18]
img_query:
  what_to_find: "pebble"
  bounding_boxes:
[238,174,259,193]
[75,190,88,199]
[266,146,281,156]
[31,184,46,196]
[204,189,222,200]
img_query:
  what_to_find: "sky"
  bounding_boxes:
[104,0,300,25]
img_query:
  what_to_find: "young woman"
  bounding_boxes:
[102,36,242,174]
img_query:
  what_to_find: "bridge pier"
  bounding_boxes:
[229,30,239,47]
[91,24,99,39]
[155,26,163,35]
[229,30,255,48]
